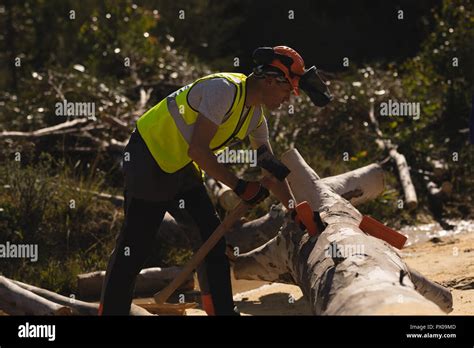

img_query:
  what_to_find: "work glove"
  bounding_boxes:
[290,201,327,237]
[233,179,269,205]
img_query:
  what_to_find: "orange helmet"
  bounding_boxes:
[270,46,305,95]
[253,46,305,95]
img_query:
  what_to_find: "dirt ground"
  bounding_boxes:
[402,232,474,315]
[186,231,474,316]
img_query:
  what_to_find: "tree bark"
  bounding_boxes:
[0,276,72,315]
[77,267,194,300]
[233,149,449,314]
[389,148,418,210]
[408,269,453,313]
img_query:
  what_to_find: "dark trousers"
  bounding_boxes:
[99,130,235,315]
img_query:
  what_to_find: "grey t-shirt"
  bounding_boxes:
[187,77,269,146]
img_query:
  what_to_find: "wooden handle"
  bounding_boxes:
[260,176,294,210]
[154,201,249,304]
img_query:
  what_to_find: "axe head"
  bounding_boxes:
[256,145,291,181]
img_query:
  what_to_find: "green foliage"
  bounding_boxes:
[0,154,120,292]
[161,247,193,267]
[398,0,473,215]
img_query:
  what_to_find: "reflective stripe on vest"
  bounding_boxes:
[137,73,264,173]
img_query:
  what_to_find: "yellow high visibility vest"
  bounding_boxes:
[137,73,264,173]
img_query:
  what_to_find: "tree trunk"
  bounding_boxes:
[0,276,72,315]
[77,267,194,300]
[233,149,450,314]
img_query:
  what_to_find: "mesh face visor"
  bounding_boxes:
[299,66,333,107]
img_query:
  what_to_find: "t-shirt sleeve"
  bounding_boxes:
[249,115,270,147]
[187,78,236,125]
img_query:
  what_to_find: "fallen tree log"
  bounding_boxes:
[10,278,152,316]
[315,163,384,206]
[12,279,96,315]
[0,276,72,315]
[0,118,89,138]
[77,266,194,300]
[407,269,453,313]
[369,102,418,210]
[233,149,450,314]
[389,148,418,210]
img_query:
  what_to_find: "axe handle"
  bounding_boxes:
[260,175,294,210]
[154,201,249,304]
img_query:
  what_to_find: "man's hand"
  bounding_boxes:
[233,179,269,205]
[291,201,326,236]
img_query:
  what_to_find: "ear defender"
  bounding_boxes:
[252,47,276,66]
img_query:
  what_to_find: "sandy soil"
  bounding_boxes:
[402,232,474,315]
[186,232,474,316]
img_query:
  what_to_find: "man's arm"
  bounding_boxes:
[188,114,239,190]
[250,137,295,209]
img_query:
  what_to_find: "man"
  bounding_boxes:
[99,46,327,316]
